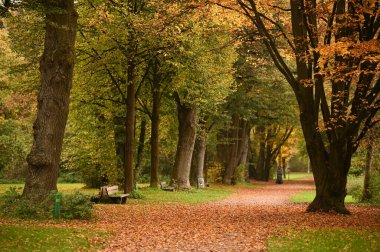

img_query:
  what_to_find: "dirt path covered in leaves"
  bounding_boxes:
[2,179,378,251]
[93,179,380,251]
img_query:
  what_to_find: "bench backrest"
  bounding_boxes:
[100,185,119,196]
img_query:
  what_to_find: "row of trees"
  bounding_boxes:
[0,0,378,213]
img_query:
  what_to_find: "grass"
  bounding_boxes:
[0,183,98,196]
[0,182,236,205]
[129,185,234,205]
[0,225,106,252]
[290,190,356,203]
[285,172,313,180]
[267,228,380,252]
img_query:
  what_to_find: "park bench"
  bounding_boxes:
[91,185,129,204]
[160,182,175,192]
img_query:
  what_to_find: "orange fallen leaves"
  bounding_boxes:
[1,180,379,251]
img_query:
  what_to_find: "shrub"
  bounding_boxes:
[61,192,94,220]
[0,188,54,219]
[129,190,144,199]
[0,189,93,220]
[347,175,363,201]
[233,163,249,184]
[369,171,380,204]
[58,171,83,183]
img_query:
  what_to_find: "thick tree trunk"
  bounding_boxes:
[172,101,197,189]
[135,119,146,182]
[302,116,351,213]
[362,142,373,201]
[23,0,77,200]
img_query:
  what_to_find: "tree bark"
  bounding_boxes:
[223,114,241,184]
[362,141,373,201]
[113,116,126,182]
[255,126,267,181]
[150,71,161,188]
[190,133,207,187]
[172,97,197,189]
[124,59,136,193]
[135,119,146,182]
[23,0,77,200]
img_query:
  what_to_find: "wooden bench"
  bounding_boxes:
[160,182,175,192]
[91,185,129,204]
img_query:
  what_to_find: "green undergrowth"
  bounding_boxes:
[0,225,106,252]
[267,228,380,252]
[290,190,356,203]
[0,188,94,220]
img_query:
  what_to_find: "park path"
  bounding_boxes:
[91,178,380,251]
[213,178,315,206]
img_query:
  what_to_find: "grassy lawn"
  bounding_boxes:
[129,185,234,205]
[0,225,105,252]
[290,190,356,203]
[267,228,380,252]
[0,182,236,205]
[286,172,313,180]
[0,183,98,196]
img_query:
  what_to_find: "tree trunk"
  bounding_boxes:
[124,61,136,193]
[282,157,286,179]
[255,126,266,181]
[190,134,207,187]
[362,142,373,201]
[302,115,351,213]
[223,114,241,184]
[113,116,126,183]
[263,141,274,181]
[172,100,197,189]
[23,0,77,200]
[135,119,146,182]
[150,76,160,188]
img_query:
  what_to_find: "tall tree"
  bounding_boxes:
[237,0,380,213]
[22,0,78,200]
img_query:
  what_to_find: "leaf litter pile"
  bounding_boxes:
[1,179,379,251]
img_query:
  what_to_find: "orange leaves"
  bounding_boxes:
[1,180,380,251]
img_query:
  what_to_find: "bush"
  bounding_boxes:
[0,188,54,219]
[58,172,83,183]
[369,171,380,204]
[347,175,364,201]
[129,190,144,199]
[61,192,94,220]
[0,189,93,220]
[233,163,249,184]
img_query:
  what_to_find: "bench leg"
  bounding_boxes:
[121,197,127,204]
